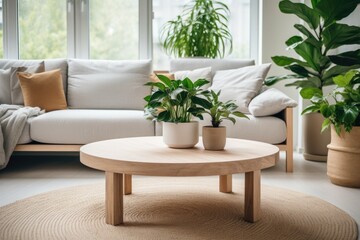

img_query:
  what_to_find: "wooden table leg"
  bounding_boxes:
[105,172,123,225]
[124,174,132,195]
[244,170,261,222]
[219,174,232,193]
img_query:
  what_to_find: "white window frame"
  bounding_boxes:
[2,0,257,62]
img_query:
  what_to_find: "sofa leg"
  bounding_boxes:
[286,149,293,173]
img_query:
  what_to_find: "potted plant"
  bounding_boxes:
[264,0,360,161]
[196,90,249,150]
[160,0,232,58]
[303,70,360,187]
[144,75,210,148]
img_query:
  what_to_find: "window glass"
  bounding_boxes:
[89,0,138,60]
[153,0,251,69]
[18,0,67,59]
[0,0,3,58]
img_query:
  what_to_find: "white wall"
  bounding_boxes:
[260,1,360,151]
[260,0,301,150]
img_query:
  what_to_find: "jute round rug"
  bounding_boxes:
[0,177,357,240]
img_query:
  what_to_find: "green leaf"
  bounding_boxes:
[279,0,320,29]
[285,36,303,48]
[294,24,321,48]
[333,70,357,87]
[323,65,360,84]
[300,87,322,99]
[157,111,171,122]
[301,104,320,115]
[182,77,194,90]
[272,55,309,67]
[315,0,360,27]
[193,79,210,88]
[227,117,236,124]
[285,64,311,77]
[343,106,358,124]
[232,111,249,119]
[321,118,331,132]
[144,95,151,102]
[311,0,321,8]
[264,74,304,86]
[149,90,166,102]
[322,23,360,51]
[191,96,212,109]
[320,104,332,118]
[157,74,173,87]
[328,50,360,66]
[293,41,322,72]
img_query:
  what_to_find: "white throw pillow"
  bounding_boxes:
[249,88,298,116]
[0,69,12,104]
[210,64,271,113]
[174,67,212,89]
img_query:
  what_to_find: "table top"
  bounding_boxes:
[80,136,279,176]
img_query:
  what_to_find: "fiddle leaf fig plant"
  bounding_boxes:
[302,70,360,135]
[265,0,360,100]
[144,75,211,123]
[190,90,249,127]
[160,0,233,58]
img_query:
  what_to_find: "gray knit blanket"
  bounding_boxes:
[0,104,44,170]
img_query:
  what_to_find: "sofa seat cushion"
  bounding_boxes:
[30,109,154,144]
[18,117,33,144]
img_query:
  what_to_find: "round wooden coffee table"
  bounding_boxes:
[80,136,279,226]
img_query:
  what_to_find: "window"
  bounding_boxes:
[2,0,258,64]
[89,0,138,59]
[18,0,67,59]
[153,0,252,69]
[0,0,3,58]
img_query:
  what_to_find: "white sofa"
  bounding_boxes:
[0,58,295,172]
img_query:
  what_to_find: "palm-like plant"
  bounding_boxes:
[160,0,233,58]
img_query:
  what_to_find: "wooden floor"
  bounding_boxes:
[0,152,359,237]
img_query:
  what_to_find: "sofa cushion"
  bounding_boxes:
[209,64,271,113]
[0,59,68,98]
[67,59,152,110]
[11,63,45,105]
[170,58,255,79]
[18,69,67,112]
[30,109,154,144]
[249,88,298,116]
[0,69,12,104]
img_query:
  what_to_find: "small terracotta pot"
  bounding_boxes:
[202,126,226,151]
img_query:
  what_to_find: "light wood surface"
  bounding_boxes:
[105,172,123,225]
[80,137,279,176]
[14,144,81,152]
[244,170,261,222]
[80,137,278,225]
[219,175,232,193]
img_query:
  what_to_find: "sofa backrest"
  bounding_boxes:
[67,59,152,110]
[170,58,255,78]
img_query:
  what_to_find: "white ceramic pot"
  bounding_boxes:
[163,121,199,148]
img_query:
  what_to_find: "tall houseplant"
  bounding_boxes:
[144,75,210,148]
[160,0,233,58]
[199,90,248,150]
[265,0,360,161]
[303,70,360,187]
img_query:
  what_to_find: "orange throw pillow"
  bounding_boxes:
[17,69,67,112]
